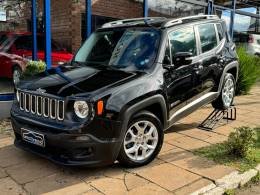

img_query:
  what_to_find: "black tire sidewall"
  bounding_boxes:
[118,111,164,167]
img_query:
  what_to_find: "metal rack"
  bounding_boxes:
[198,106,236,131]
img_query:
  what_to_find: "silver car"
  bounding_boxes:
[247,33,260,56]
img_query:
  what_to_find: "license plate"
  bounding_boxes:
[21,128,45,147]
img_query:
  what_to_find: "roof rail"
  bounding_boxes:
[163,15,219,28]
[102,17,167,28]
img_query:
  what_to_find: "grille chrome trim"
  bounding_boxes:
[37,96,43,116]
[20,92,24,110]
[43,97,49,118]
[57,100,65,121]
[18,91,65,121]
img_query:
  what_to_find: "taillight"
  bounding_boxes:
[248,35,254,43]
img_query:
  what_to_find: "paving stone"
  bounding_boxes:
[128,183,172,195]
[0,168,7,179]
[239,169,258,186]
[204,134,227,144]
[203,186,225,195]
[0,177,26,195]
[103,166,126,180]
[160,150,235,181]
[6,159,60,184]
[164,132,185,142]
[127,158,164,174]
[0,146,38,168]
[255,164,260,171]
[25,172,92,195]
[160,142,177,154]
[0,137,13,148]
[82,188,103,195]
[215,171,240,189]
[177,128,212,141]
[69,167,105,182]
[134,163,201,191]
[90,177,127,194]
[213,125,235,136]
[174,178,216,195]
[166,136,210,151]
[124,173,149,191]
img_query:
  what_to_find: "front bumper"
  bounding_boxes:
[11,116,122,167]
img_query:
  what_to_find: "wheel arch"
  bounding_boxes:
[119,94,168,133]
[218,61,239,93]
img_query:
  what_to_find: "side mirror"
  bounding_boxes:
[174,52,193,66]
[163,55,171,65]
[162,55,174,71]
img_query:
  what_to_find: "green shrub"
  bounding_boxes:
[226,126,256,158]
[236,47,260,95]
[22,60,46,78]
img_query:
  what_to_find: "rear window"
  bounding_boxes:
[198,23,218,53]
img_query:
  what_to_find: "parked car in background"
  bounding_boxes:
[247,33,260,56]
[233,32,260,56]
[0,32,73,85]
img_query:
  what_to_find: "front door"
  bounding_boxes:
[164,26,201,114]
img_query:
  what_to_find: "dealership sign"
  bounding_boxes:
[0,10,7,22]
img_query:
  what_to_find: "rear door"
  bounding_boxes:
[190,23,220,103]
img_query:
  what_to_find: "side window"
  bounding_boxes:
[216,23,224,41]
[198,24,218,53]
[168,27,197,62]
[15,36,32,50]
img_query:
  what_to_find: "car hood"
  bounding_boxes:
[19,65,138,97]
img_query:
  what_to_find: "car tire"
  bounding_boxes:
[13,66,22,86]
[212,73,236,110]
[117,111,164,167]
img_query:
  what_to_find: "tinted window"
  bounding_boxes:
[198,24,218,53]
[15,36,32,50]
[168,27,197,60]
[217,24,224,41]
[74,29,160,71]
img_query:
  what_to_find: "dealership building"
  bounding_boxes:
[1,0,259,53]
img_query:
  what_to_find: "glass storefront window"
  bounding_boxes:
[148,0,206,18]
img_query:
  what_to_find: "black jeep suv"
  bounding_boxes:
[11,15,238,167]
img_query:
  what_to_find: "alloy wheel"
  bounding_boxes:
[222,78,235,108]
[123,120,159,162]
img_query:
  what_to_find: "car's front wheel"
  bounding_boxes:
[117,111,164,167]
[212,73,236,110]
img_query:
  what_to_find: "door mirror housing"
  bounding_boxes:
[162,55,174,71]
[174,52,193,66]
[163,55,171,65]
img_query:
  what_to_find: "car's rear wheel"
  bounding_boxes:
[13,66,22,86]
[212,73,235,110]
[118,111,163,167]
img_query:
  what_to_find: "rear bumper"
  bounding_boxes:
[11,116,122,167]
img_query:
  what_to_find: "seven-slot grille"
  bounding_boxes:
[19,91,65,121]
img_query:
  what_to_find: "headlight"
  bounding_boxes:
[74,101,89,119]
[16,91,20,102]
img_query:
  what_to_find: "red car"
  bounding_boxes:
[0,32,73,85]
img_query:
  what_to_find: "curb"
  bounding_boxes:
[201,164,260,195]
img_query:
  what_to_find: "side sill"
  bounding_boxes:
[167,92,218,127]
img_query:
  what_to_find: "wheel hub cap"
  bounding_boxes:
[124,120,158,161]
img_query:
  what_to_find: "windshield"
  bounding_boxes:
[74,28,160,71]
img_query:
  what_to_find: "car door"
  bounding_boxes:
[163,26,202,114]
[188,23,220,104]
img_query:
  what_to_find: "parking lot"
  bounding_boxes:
[0,85,259,195]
